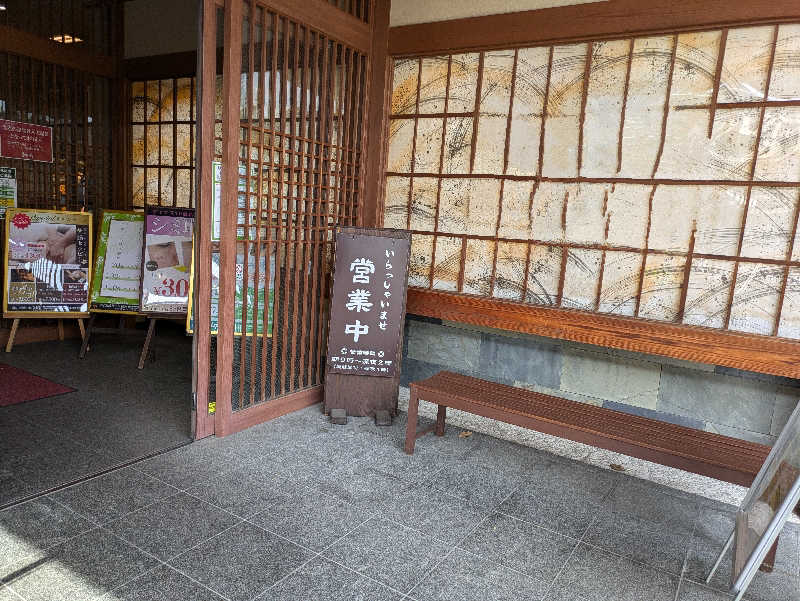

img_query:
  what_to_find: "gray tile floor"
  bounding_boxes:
[0,325,192,506]
[1,404,799,601]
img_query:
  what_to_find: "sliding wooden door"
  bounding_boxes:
[194,0,387,436]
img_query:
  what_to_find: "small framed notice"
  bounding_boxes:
[140,206,194,314]
[0,167,17,217]
[3,208,92,317]
[89,210,144,314]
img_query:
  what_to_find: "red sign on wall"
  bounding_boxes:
[0,119,53,163]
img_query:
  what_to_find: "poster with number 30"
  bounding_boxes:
[140,206,194,314]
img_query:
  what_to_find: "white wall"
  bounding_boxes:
[390,0,606,27]
[125,0,199,58]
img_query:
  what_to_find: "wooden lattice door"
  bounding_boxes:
[195,0,380,436]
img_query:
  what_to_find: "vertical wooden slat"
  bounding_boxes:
[404,56,421,230]
[296,26,314,389]
[250,5,267,405]
[216,0,244,435]
[651,34,678,178]
[269,14,289,395]
[239,2,254,406]
[616,37,634,174]
[707,28,728,138]
[724,24,779,330]
[193,0,218,438]
[428,55,452,288]
[310,35,333,387]
[261,10,279,402]
[278,19,300,395]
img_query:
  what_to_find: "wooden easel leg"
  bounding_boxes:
[57,319,65,341]
[79,314,95,359]
[138,318,157,369]
[77,318,86,340]
[5,318,20,353]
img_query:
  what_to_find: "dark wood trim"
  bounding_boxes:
[218,386,323,437]
[388,0,800,56]
[215,0,244,434]
[359,0,391,227]
[124,51,198,80]
[266,0,371,53]
[407,288,800,379]
[0,24,117,77]
[193,0,219,440]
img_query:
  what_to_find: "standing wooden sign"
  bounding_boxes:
[324,227,411,416]
[140,206,194,314]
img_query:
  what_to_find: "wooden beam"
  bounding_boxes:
[0,24,116,78]
[266,0,371,54]
[222,386,323,437]
[407,288,800,379]
[359,0,391,227]
[124,51,198,80]
[388,0,800,56]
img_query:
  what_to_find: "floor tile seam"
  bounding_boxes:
[47,486,184,529]
[244,552,323,601]
[95,489,190,530]
[0,521,106,583]
[484,508,586,545]
[673,516,697,601]
[403,507,511,598]
[98,525,237,601]
[1,581,27,601]
[295,549,413,599]
[539,511,605,600]
[157,517,247,566]
[575,537,690,580]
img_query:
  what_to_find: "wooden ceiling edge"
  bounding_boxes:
[407,288,800,379]
[388,0,800,56]
[0,24,117,78]
[264,0,371,54]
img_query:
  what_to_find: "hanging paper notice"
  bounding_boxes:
[0,167,16,217]
[3,208,92,316]
[89,210,144,313]
[140,207,194,314]
[0,119,53,162]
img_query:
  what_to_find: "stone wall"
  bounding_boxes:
[400,315,800,445]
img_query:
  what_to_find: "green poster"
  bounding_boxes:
[89,211,144,313]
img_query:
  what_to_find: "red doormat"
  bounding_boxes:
[0,363,76,407]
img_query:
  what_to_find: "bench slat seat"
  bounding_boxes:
[405,371,770,487]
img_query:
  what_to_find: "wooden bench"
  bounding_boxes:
[404,371,770,486]
[405,370,780,569]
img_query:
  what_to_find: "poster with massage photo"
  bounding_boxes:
[3,208,92,316]
[140,206,194,314]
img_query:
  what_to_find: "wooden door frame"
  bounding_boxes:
[195,0,391,437]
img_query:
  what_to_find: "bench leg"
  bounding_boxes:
[435,404,446,436]
[404,389,420,455]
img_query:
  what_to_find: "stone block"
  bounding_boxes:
[479,334,562,389]
[514,381,604,407]
[602,401,705,430]
[405,321,481,372]
[330,408,347,425]
[400,357,448,387]
[772,386,800,436]
[658,366,775,435]
[704,422,777,446]
[560,348,661,410]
